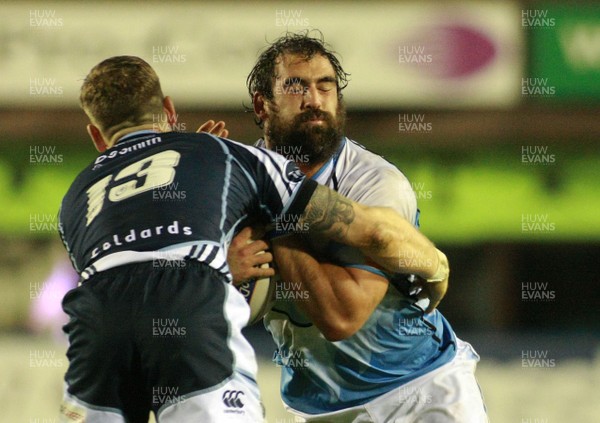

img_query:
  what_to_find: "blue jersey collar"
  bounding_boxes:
[311,137,347,183]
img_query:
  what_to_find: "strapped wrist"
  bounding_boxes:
[426,249,449,283]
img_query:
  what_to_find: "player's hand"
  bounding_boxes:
[196,120,229,138]
[415,276,448,314]
[228,226,274,286]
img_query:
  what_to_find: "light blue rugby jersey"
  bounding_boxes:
[261,138,457,414]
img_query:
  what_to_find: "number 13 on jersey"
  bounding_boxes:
[85,150,181,226]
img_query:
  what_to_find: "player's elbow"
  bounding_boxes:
[318,316,363,342]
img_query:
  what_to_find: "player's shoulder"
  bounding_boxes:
[204,134,275,159]
[213,137,302,186]
[167,132,275,165]
[340,138,411,185]
[163,131,235,152]
[343,139,402,170]
[337,138,417,220]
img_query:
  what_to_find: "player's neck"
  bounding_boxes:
[109,123,169,147]
[297,162,326,179]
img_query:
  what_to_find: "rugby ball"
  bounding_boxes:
[237,269,276,325]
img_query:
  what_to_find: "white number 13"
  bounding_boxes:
[86,150,181,226]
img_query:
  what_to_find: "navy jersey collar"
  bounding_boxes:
[114,130,160,146]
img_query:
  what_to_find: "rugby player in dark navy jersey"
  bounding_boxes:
[58,56,447,422]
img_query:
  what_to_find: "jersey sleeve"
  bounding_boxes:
[226,139,317,226]
[347,167,418,226]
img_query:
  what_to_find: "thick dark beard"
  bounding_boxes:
[267,102,346,166]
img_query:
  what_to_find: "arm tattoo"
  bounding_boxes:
[303,185,355,241]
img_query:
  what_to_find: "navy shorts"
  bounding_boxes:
[61,260,263,422]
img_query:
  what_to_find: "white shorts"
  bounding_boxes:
[286,338,488,423]
[60,371,264,423]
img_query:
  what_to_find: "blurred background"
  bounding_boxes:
[1,0,599,421]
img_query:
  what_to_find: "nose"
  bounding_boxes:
[302,85,322,110]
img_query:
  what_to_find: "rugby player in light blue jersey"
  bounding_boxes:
[228,32,488,422]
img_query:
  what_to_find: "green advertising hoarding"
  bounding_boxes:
[3,147,600,243]
[528,4,600,100]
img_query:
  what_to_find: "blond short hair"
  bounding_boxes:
[80,56,164,137]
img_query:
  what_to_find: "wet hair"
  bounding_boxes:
[246,30,350,127]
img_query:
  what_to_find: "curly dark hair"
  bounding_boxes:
[246,30,350,127]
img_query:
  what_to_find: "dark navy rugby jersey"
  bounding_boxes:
[58,131,316,281]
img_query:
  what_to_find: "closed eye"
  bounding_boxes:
[317,78,336,92]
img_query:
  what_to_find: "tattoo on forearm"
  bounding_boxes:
[303,185,355,240]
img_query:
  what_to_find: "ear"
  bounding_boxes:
[87,124,108,153]
[163,96,177,126]
[253,92,269,123]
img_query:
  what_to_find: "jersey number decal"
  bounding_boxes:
[85,150,181,226]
